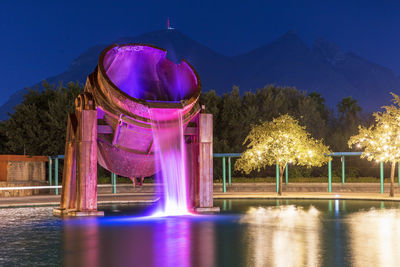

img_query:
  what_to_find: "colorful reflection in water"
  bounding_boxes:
[3,200,400,266]
[62,215,219,267]
[348,208,400,267]
[240,205,321,267]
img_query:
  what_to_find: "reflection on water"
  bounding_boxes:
[64,218,100,266]
[5,201,400,266]
[348,208,400,267]
[153,219,191,267]
[240,205,321,267]
[62,215,217,267]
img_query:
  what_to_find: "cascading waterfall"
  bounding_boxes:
[149,108,190,216]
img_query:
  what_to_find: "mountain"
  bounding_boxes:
[312,38,400,109]
[1,29,399,120]
[233,31,357,103]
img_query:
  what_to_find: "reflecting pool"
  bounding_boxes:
[1,199,400,266]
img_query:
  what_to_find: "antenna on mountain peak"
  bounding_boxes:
[167,17,174,30]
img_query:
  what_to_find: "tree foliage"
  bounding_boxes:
[348,93,400,196]
[1,82,81,155]
[199,85,372,178]
[0,82,373,179]
[337,96,362,120]
[235,114,331,194]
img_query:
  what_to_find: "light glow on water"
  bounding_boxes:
[348,208,400,267]
[240,205,321,267]
[149,108,190,216]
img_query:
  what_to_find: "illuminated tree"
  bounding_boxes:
[235,114,331,195]
[348,93,400,197]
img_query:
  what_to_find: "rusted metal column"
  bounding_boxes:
[185,114,199,210]
[59,114,77,211]
[195,113,219,212]
[75,93,99,213]
[55,93,103,216]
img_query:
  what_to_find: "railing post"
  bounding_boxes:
[328,159,332,193]
[112,173,117,194]
[48,157,52,187]
[222,157,226,193]
[55,157,59,195]
[285,164,288,185]
[341,156,345,184]
[228,157,232,186]
[398,162,400,186]
[380,161,384,194]
[276,164,279,193]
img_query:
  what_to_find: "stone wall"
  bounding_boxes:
[7,161,46,182]
[0,155,47,182]
[0,181,49,197]
[0,155,49,197]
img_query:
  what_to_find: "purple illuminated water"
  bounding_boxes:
[149,108,190,216]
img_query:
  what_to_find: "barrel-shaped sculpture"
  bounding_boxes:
[84,44,201,178]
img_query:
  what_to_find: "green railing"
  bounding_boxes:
[48,152,398,195]
[48,155,118,195]
[215,152,395,194]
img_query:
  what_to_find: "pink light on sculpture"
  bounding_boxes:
[56,43,218,216]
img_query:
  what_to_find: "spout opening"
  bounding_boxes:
[99,44,200,108]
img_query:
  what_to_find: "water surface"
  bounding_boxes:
[1,199,400,267]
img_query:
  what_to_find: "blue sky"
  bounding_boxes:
[0,0,399,105]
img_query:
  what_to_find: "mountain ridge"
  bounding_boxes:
[1,29,399,120]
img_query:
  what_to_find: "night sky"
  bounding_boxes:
[1,0,399,105]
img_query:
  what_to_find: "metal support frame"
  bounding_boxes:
[214,154,241,193]
[380,161,384,194]
[341,156,345,184]
[276,164,279,193]
[285,164,288,185]
[111,173,117,194]
[228,157,232,186]
[398,163,400,186]
[327,152,360,193]
[222,157,226,193]
[328,159,332,193]
[55,158,59,195]
[48,157,52,187]
[48,156,61,195]
[54,92,103,217]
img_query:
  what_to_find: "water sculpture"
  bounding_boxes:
[54,44,219,216]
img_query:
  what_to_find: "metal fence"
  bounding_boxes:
[1,152,399,195]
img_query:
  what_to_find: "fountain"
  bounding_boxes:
[54,43,219,216]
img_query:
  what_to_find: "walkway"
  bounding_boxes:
[214,192,400,202]
[0,193,156,208]
[2,191,400,208]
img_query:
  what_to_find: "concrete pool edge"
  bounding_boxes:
[213,192,400,202]
[0,193,158,208]
[2,192,400,208]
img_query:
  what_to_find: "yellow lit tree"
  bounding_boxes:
[348,93,400,197]
[235,114,331,195]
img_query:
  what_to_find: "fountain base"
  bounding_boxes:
[194,207,221,213]
[53,208,104,217]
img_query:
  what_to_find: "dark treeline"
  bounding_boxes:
[0,82,81,156]
[0,82,381,178]
[201,85,369,153]
[200,85,376,178]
